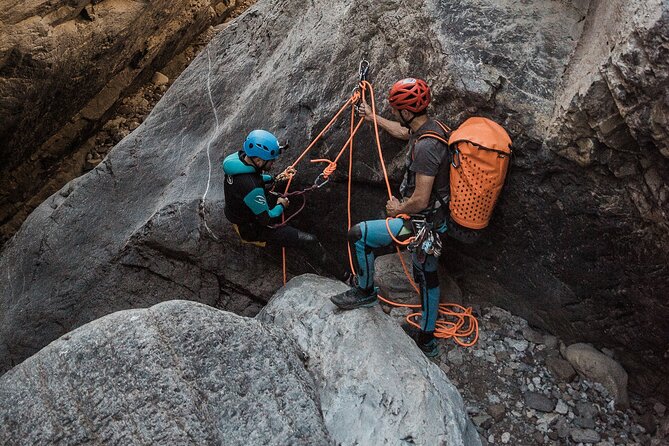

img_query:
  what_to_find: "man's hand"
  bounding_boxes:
[277,197,290,208]
[386,196,401,217]
[357,98,374,122]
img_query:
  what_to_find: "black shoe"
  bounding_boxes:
[401,322,439,358]
[330,287,378,310]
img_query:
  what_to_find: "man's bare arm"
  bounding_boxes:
[386,174,435,216]
[359,99,410,141]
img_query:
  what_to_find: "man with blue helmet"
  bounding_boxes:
[222,129,331,267]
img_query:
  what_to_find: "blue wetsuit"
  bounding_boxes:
[348,119,450,333]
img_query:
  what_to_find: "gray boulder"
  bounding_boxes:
[259,274,481,446]
[563,343,630,408]
[0,300,330,445]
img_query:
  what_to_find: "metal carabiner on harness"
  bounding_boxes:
[353,59,371,112]
[313,173,330,188]
[359,59,370,82]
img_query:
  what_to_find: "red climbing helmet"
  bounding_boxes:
[388,78,431,113]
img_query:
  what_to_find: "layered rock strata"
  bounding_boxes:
[0,0,238,244]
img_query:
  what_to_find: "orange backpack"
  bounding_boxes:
[418,117,512,230]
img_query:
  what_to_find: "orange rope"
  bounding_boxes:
[280,90,361,284]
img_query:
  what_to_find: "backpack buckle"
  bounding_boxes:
[451,149,461,168]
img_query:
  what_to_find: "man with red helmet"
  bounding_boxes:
[331,78,450,357]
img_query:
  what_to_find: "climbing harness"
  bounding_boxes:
[253,61,479,347]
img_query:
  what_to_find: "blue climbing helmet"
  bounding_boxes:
[243,129,281,161]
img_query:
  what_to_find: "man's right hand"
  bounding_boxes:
[277,197,290,208]
[357,98,374,122]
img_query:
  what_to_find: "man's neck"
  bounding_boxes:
[242,155,261,171]
[409,115,429,133]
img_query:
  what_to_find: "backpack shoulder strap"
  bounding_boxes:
[417,131,449,146]
[416,119,451,145]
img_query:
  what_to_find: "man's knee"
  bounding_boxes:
[347,223,363,244]
[297,229,318,245]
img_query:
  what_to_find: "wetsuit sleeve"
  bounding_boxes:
[242,187,284,225]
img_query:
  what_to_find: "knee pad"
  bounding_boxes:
[347,224,363,244]
[424,269,439,289]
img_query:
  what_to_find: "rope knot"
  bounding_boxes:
[276,167,297,182]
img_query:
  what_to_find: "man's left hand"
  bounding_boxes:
[386,196,401,217]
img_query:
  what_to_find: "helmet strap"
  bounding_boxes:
[399,110,416,129]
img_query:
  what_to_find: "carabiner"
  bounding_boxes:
[314,173,330,188]
[359,59,370,82]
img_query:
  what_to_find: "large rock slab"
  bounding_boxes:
[258,274,481,445]
[0,300,330,445]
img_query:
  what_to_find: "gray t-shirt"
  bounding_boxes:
[399,119,450,210]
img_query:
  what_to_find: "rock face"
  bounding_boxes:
[0,280,479,445]
[0,0,667,400]
[0,0,238,244]
[0,300,330,445]
[258,274,481,445]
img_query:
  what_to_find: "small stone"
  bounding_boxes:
[447,349,464,366]
[546,357,577,382]
[505,337,529,352]
[533,432,545,444]
[570,428,601,443]
[575,402,597,419]
[638,412,657,435]
[525,392,556,413]
[472,414,493,430]
[495,350,510,361]
[488,404,506,422]
[522,327,545,344]
[152,71,169,86]
[555,400,569,415]
[555,417,570,439]
[574,416,595,429]
[653,402,666,417]
[501,432,511,443]
[544,335,558,350]
[488,434,494,444]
